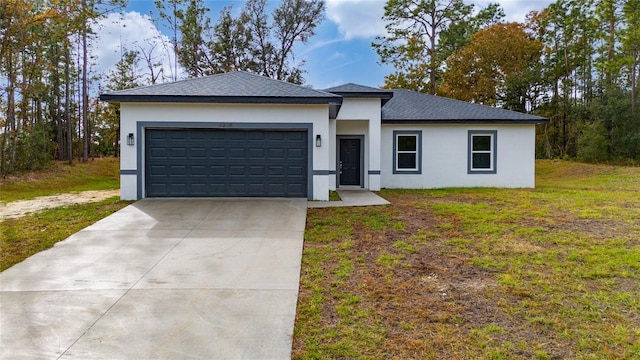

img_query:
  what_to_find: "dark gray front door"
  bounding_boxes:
[339,138,361,186]
[145,128,307,197]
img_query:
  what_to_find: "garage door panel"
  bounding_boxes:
[266,132,285,141]
[190,183,207,195]
[169,184,187,195]
[268,148,285,159]
[190,147,206,158]
[248,148,266,159]
[287,148,305,159]
[287,166,305,176]
[169,165,187,176]
[209,165,226,176]
[146,128,307,197]
[228,148,246,158]
[248,165,266,175]
[168,131,187,140]
[287,185,304,196]
[191,165,207,176]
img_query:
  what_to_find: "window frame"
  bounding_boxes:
[393,130,422,174]
[468,130,497,174]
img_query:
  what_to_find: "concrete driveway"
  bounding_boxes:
[0,198,307,359]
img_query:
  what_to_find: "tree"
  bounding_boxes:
[209,6,253,73]
[175,0,211,77]
[153,0,185,81]
[270,0,324,83]
[529,0,599,158]
[166,0,324,84]
[97,50,141,157]
[441,22,543,111]
[621,0,639,115]
[373,0,503,94]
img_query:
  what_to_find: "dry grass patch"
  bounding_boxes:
[1,158,119,203]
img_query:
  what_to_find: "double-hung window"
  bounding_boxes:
[393,131,422,174]
[468,130,497,174]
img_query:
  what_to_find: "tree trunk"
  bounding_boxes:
[65,45,73,164]
[429,32,436,95]
[632,46,638,116]
[82,0,89,162]
[606,8,615,87]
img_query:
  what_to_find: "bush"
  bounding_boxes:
[577,121,609,163]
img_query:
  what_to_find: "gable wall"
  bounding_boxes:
[380,124,536,188]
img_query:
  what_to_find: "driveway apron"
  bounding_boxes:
[0,198,307,359]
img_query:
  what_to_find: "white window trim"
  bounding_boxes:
[393,131,422,174]
[468,130,497,174]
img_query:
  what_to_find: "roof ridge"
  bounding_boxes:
[229,70,336,97]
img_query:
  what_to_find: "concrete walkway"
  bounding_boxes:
[307,189,390,208]
[0,198,307,359]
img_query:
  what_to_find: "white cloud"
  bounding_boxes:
[325,0,555,41]
[326,0,387,39]
[90,11,180,89]
[473,0,555,23]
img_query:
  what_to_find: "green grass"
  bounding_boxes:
[1,197,131,271]
[0,158,119,203]
[329,190,341,201]
[294,160,640,359]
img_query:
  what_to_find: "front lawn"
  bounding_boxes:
[293,160,640,359]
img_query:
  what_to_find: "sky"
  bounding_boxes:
[93,0,555,91]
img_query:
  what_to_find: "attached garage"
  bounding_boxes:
[100,71,340,200]
[145,128,308,198]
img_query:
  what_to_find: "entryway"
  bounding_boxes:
[337,136,363,187]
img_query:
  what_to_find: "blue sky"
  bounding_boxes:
[94,0,554,90]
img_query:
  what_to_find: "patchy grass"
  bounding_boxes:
[0,197,131,271]
[329,190,341,202]
[293,160,640,359]
[0,158,119,203]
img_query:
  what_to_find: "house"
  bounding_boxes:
[100,71,548,201]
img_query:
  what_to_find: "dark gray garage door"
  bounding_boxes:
[145,128,308,197]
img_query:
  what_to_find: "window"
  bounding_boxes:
[393,131,422,174]
[468,130,497,174]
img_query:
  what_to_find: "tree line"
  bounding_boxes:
[0,0,324,176]
[1,0,638,177]
[375,0,640,163]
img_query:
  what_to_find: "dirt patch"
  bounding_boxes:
[0,190,120,220]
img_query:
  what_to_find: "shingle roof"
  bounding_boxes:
[100,71,341,104]
[324,83,390,93]
[324,83,393,104]
[382,89,548,123]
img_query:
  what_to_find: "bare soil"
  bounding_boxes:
[0,190,120,220]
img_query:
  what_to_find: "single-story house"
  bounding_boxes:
[100,71,548,201]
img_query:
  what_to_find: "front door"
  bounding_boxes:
[339,138,361,186]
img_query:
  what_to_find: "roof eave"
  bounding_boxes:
[99,94,343,105]
[381,118,549,125]
[329,91,393,99]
